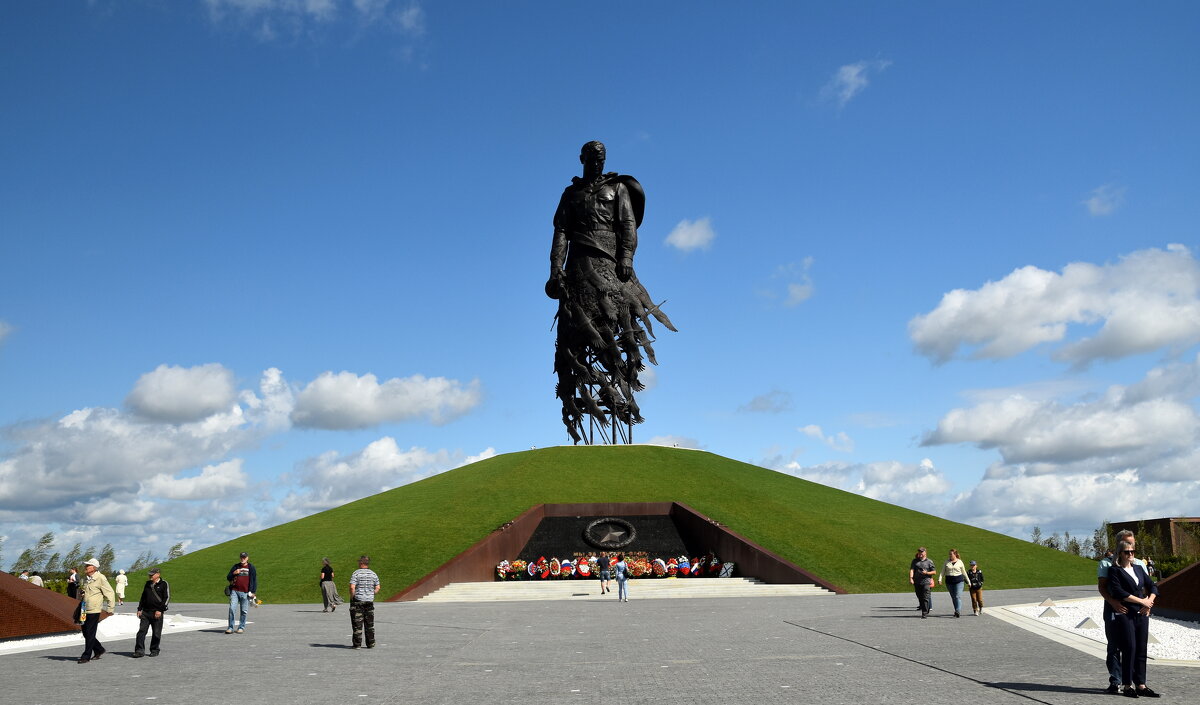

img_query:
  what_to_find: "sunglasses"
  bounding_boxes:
[1122,550,1136,554]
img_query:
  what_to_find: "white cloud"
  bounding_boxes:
[0,368,289,512]
[275,438,495,519]
[126,363,238,423]
[205,0,426,37]
[290,371,482,429]
[665,217,715,252]
[771,457,950,509]
[779,258,814,307]
[74,495,159,525]
[141,459,250,500]
[0,320,12,346]
[909,245,1200,365]
[799,424,855,453]
[738,389,792,414]
[1083,183,1126,216]
[644,435,703,449]
[820,60,891,108]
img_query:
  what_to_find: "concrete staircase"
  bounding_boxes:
[417,577,835,603]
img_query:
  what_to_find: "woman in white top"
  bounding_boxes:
[938,549,968,618]
[115,569,129,606]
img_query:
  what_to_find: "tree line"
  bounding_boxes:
[1031,519,1200,580]
[2,532,185,580]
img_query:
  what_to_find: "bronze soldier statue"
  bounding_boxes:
[546,141,676,443]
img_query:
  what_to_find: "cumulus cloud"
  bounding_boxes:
[799,424,855,452]
[1083,183,1126,216]
[665,217,715,252]
[275,438,495,518]
[738,389,792,414]
[290,371,482,429]
[924,355,1200,482]
[909,245,1200,365]
[0,368,290,512]
[644,435,703,449]
[141,459,250,500]
[126,363,238,423]
[771,457,951,509]
[820,59,891,108]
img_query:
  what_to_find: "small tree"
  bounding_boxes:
[44,552,62,575]
[10,548,34,573]
[167,542,185,561]
[1030,526,1044,544]
[98,544,115,574]
[1065,535,1082,556]
[30,532,55,570]
[128,550,158,573]
[62,543,83,571]
[1091,522,1110,559]
[1045,532,1062,551]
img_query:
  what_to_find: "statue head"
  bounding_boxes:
[579,140,606,175]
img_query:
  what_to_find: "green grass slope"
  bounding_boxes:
[132,446,1096,602]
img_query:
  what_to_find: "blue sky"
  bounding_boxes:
[3,1,1199,566]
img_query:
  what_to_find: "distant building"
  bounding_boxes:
[1109,517,1200,557]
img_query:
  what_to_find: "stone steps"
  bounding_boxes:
[417,577,835,603]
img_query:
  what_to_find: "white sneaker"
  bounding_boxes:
[236,628,244,633]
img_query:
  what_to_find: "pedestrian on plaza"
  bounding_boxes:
[18,569,30,580]
[66,567,79,598]
[596,554,612,595]
[77,558,115,664]
[133,566,170,658]
[909,547,936,618]
[348,556,381,649]
[1106,540,1160,698]
[614,554,630,602]
[1099,529,1144,693]
[225,551,257,634]
[966,560,985,615]
[319,557,341,612]
[29,571,44,587]
[115,569,128,606]
[938,548,968,617]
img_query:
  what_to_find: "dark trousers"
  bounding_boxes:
[1114,611,1149,686]
[81,613,104,659]
[914,582,932,613]
[1104,612,1123,685]
[350,601,375,647]
[136,613,164,653]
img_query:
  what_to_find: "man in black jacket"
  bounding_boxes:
[134,567,170,657]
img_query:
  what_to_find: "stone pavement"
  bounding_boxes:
[2,585,1196,705]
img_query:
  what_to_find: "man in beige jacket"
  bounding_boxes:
[78,558,115,664]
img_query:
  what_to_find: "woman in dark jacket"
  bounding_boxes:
[1106,541,1160,698]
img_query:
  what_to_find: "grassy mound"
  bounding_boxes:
[132,446,1096,602]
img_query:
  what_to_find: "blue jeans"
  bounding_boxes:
[1104,611,1122,684]
[617,577,628,600]
[228,590,250,630]
[946,580,964,613]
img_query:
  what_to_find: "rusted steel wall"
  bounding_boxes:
[388,504,547,601]
[1155,559,1200,622]
[669,503,846,594]
[544,502,674,517]
[0,571,81,639]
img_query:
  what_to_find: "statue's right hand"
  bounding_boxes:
[545,276,562,300]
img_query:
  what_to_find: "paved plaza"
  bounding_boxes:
[2,586,1196,705]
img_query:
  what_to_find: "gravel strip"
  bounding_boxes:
[1008,598,1200,661]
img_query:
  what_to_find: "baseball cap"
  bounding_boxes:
[969,560,977,566]
[239,552,248,558]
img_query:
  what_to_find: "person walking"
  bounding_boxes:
[348,556,381,649]
[133,567,170,658]
[614,555,630,602]
[909,547,935,618]
[29,571,44,587]
[114,569,128,607]
[77,558,115,664]
[597,554,612,595]
[938,548,968,618]
[319,557,341,612]
[225,551,256,634]
[1107,540,1161,698]
[966,560,985,615]
[66,567,79,598]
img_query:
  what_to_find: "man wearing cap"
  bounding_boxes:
[225,551,257,634]
[78,558,115,664]
[134,567,170,658]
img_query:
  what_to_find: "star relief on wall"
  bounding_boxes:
[583,517,637,549]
